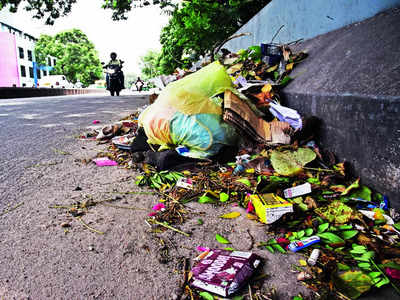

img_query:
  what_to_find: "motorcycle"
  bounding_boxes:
[103,62,124,96]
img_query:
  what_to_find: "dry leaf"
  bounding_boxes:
[286,62,294,71]
[247,214,258,220]
[220,211,241,219]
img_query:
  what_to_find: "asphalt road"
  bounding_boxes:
[0,93,148,210]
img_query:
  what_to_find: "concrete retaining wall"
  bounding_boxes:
[223,0,400,51]
[0,87,106,99]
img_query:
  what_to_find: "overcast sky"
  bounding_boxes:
[0,0,170,74]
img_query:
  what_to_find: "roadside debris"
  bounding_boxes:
[70,43,400,299]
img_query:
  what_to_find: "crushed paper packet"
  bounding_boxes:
[190,249,261,297]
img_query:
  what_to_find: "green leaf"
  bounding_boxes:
[279,76,292,87]
[352,244,367,251]
[232,296,244,300]
[223,247,235,251]
[297,230,305,239]
[337,224,353,230]
[337,263,351,271]
[269,176,290,183]
[219,192,229,202]
[305,228,313,236]
[394,223,400,232]
[381,262,400,271]
[272,243,286,253]
[198,195,216,204]
[236,178,252,187]
[361,251,375,260]
[349,185,372,201]
[350,249,367,255]
[336,270,373,299]
[307,177,321,185]
[270,148,316,176]
[318,223,329,233]
[292,296,303,300]
[215,234,231,244]
[375,277,390,288]
[318,232,345,245]
[368,272,381,279]
[265,245,275,253]
[358,262,372,270]
[197,218,204,225]
[199,291,214,300]
[341,230,359,240]
[371,277,382,285]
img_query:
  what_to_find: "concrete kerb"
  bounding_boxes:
[282,91,400,208]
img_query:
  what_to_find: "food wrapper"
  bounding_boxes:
[250,193,293,224]
[190,249,261,297]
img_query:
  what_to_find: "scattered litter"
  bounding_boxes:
[70,42,400,299]
[93,157,118,167]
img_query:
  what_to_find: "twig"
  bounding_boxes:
[25,162,59,169]
[148,219,190,237]
[213,32,252,57]
[370,259,400,295]
[303,167,335,173]
[52,148,72,155]
[249,284,254,300]
[49,205,75,209]
[247,229,255,250]
[76,217,104,234]
[104,191,156,195]
[0,202,24,217]
[99,203,147,211]
[270,25,285,43]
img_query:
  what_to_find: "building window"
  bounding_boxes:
[37,70,41,79]
[53,58,56,66]
[29,67,34,78]
[18,47,24,59]
[48,57,52,66]
[27,50,33,61]
[43,70,47,76]
[20,66,26,77]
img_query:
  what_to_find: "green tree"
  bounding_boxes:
[157,0,270,74]
[35,29,103,86]
[0,0,176,24]
[139,50,161,79]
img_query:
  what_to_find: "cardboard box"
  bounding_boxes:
[250,193,293,224]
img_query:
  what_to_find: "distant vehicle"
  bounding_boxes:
[38,75,73,88]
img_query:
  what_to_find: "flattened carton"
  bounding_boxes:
[249,193,293,224]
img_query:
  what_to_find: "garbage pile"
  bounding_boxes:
[79,44,400,299]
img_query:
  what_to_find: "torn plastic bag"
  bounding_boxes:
[269,102,302,130]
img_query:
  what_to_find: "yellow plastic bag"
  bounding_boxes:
[138,61,237,153]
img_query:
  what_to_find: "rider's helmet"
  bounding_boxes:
[110,52,117,60]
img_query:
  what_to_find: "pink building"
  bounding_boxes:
[0,22,54,87]
[0,31,20,87]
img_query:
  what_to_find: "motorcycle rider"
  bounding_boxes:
[104,52,125,90]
